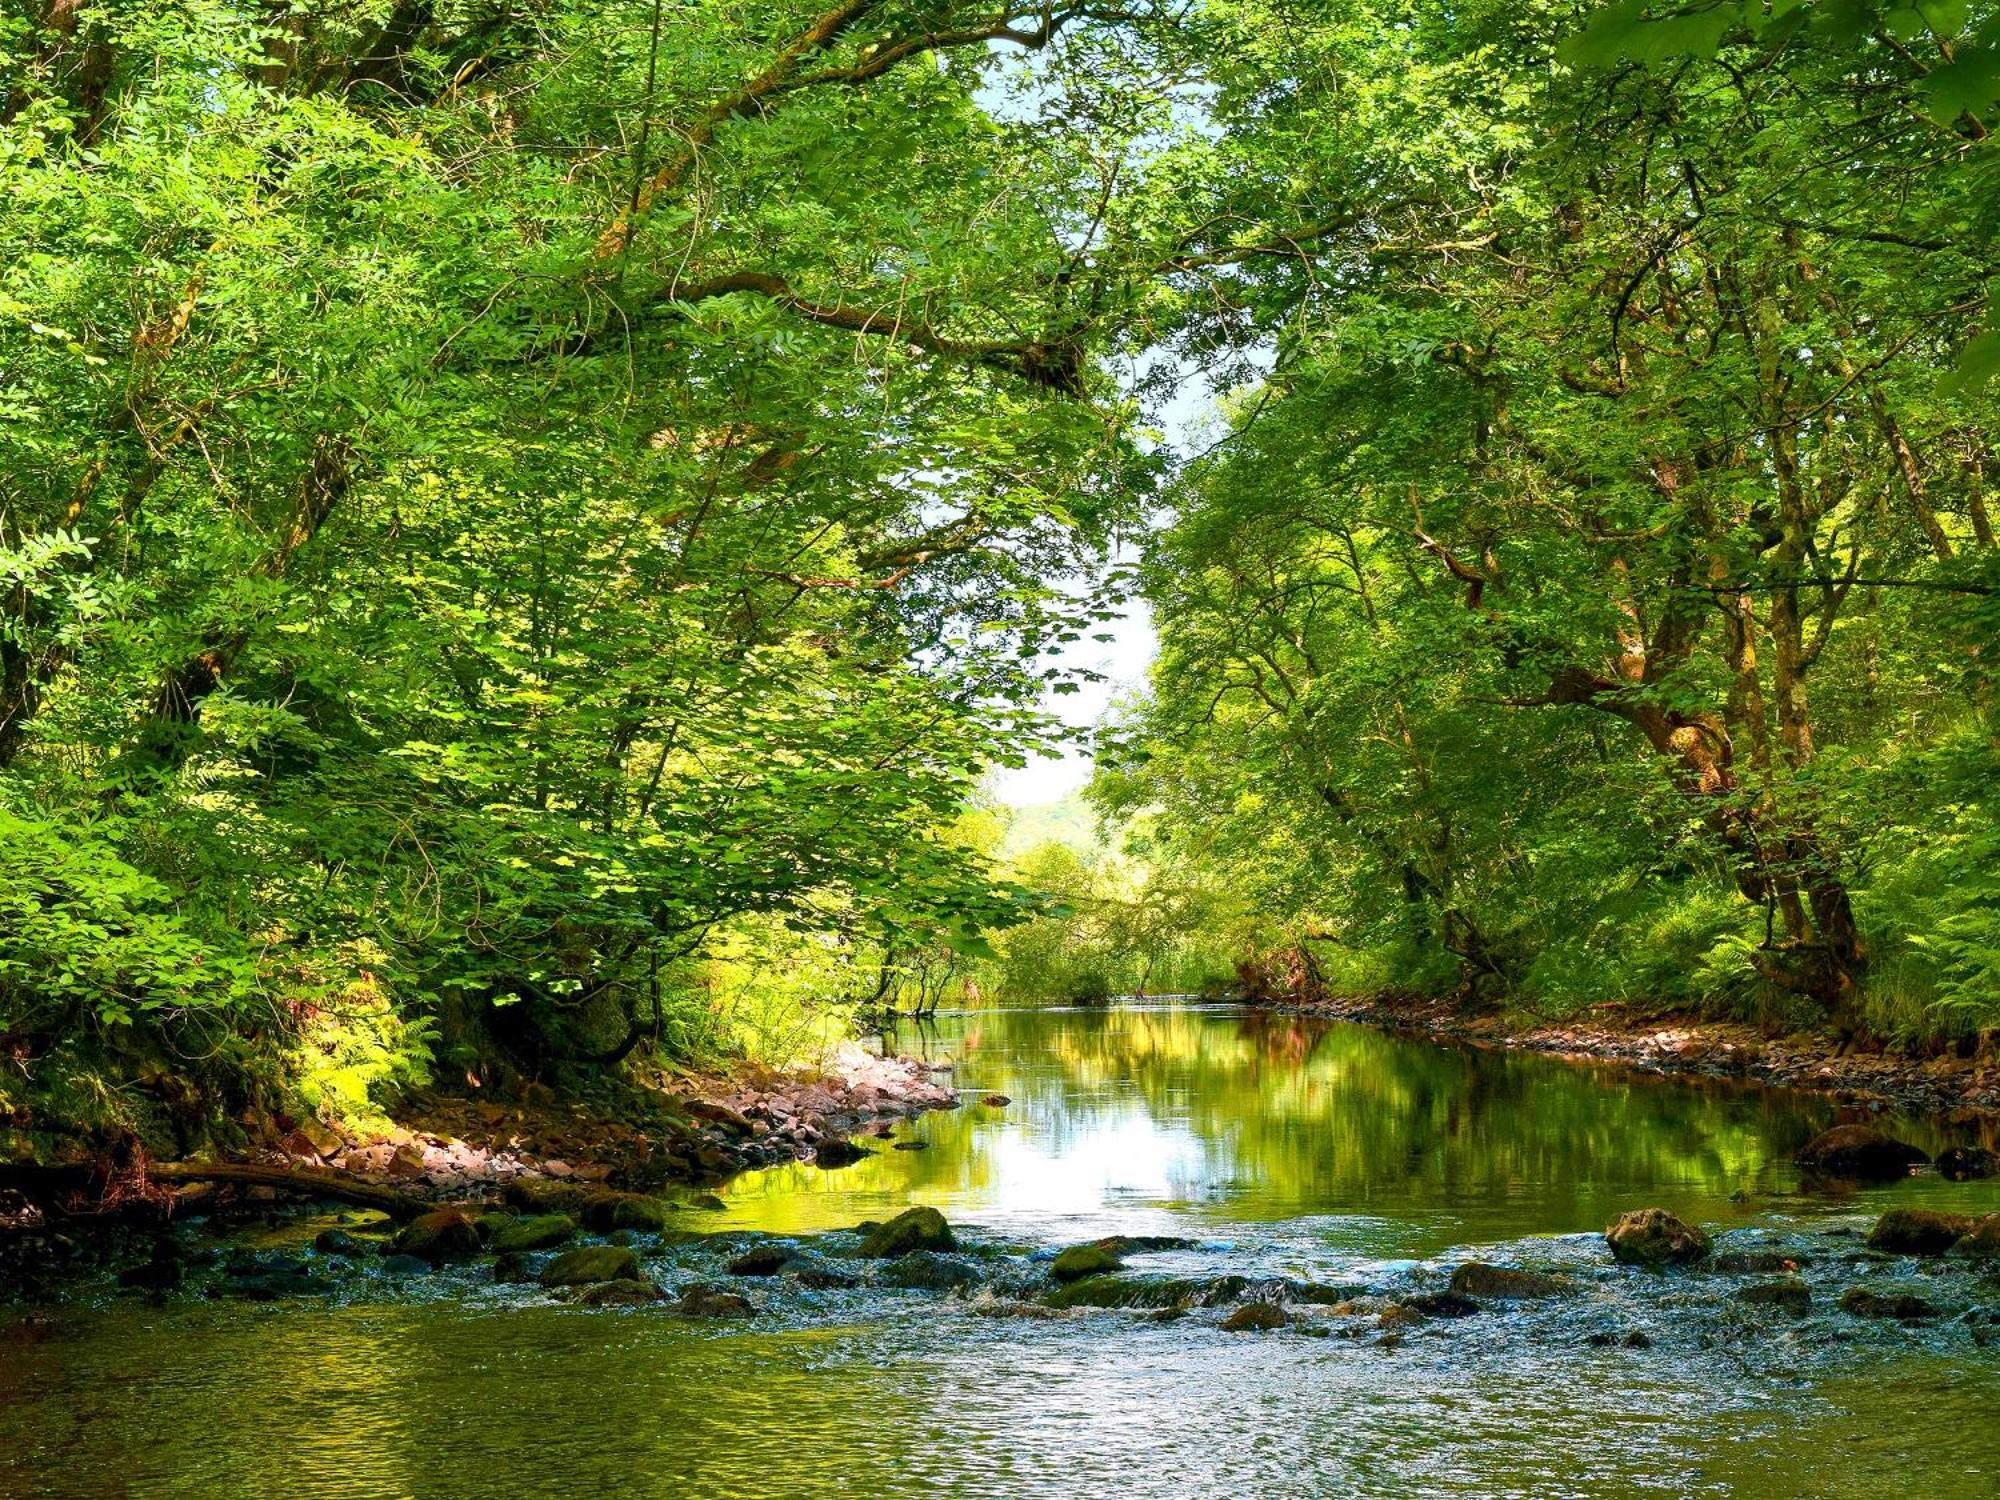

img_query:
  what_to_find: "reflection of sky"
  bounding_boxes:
[981,1109,1205,1215]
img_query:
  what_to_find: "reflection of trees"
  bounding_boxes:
[952,1007,1841,1229]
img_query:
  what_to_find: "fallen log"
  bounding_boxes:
[149,1160,432,1220]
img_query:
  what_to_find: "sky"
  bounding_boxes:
[987,367,1225,808]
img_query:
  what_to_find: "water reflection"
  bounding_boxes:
[726,1004,1985,1253]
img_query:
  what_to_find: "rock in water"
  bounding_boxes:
[814,1139,871,1169]
[1221,1302,1288,1332]
[1050,1242,1126,1283]
[1400,1291,1480,1319]
[1448,1263,1568,1299]
[1733,1278,1811,1315]
[570,1278,666,1307]
[393,1208,482,1265]
[673,1284,754,1318]
[490,1213,577,1254]
[312,1228,371,1258]
[1838,1286,1937,1320]
[1866,1208,1976,1256]
[1605,1208,1711,1267]
[1949,1214,2000,1260]
[540,1246,641,1287]
[856,1206,955,1257]
[1795,1125,1928,1181]
[726,1245,790,1277]
[1936,1146,1997,1181]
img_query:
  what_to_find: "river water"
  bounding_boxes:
[4,1002,1998,1498]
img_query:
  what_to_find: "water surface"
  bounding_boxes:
[4,1003,1998,1499]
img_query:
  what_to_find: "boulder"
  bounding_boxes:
[491,1213,578,1254]
[608,1196,673,1232]
[1838,1286,1937,1320]
[1221,1302,1288,1332]
[393,1208,482,1265]
[1051,1243,1125,1283]
[857,1206,956,1258]
[1936,1146,1997,1182]
[1605,1208,1711,1267]
[473,1212,515,1244]
[1044,1274,1203,1310]
[1401,1290,1481,1318]
[540,1246,641,1287]
[492,1251,537,1283]
[1796,1125,1928,1181]
[1733,1278,1811,1315]
[1866,1208,1976,1256]
[1949,1214,2000,1260]
[727,1245,791,1277]
[569,1278,666,1307]
[673,1284,754,1318]
[1711,1249,1801,1274]
[1448,1262,1568,1299]
[880,1251,983,1292]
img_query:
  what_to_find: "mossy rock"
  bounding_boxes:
[1867,1208,1976,1256]
[1043,1274,1204,1310]
[1949,1214,2000,1260]
[673,1284,755,1318]
[491,1213,577,1254]
[312,1228,373,1258]
[473,1212,515,1245]
[568,1278,666,1307]
[857,1207,955,1258]
[1050,1243,1125,1283]
[540,1246,641,1287]
[393,1208,482,1265]
[1448,1262,1569,1299]
[879,1251,983,1292]
[1401,1291,1481,1319]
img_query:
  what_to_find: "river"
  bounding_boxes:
[4,1002,1998,1498]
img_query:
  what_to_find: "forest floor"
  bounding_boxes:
[1289,993,2000,1122]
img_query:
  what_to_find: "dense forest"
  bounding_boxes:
[2,0,1997,1162]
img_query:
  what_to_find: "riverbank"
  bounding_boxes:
[1286,992,2000,1122]
[1,1042,957,1233]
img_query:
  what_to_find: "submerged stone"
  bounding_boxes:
[880,1251,983,1292]
[540,1246,641,1287]
[312,1228,373,1258]
[1866,1208,1976,1256]
[1448,1262,1568,1299]
[1733,1278,1812,1315]
[673,1284,754,1318]
[857,1207,955,1258]
[1043,1274,1203,1310]
[1796,1125,1928,1182]
[1605,1208,1711,1267]
[1838,1286,1938,1320]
